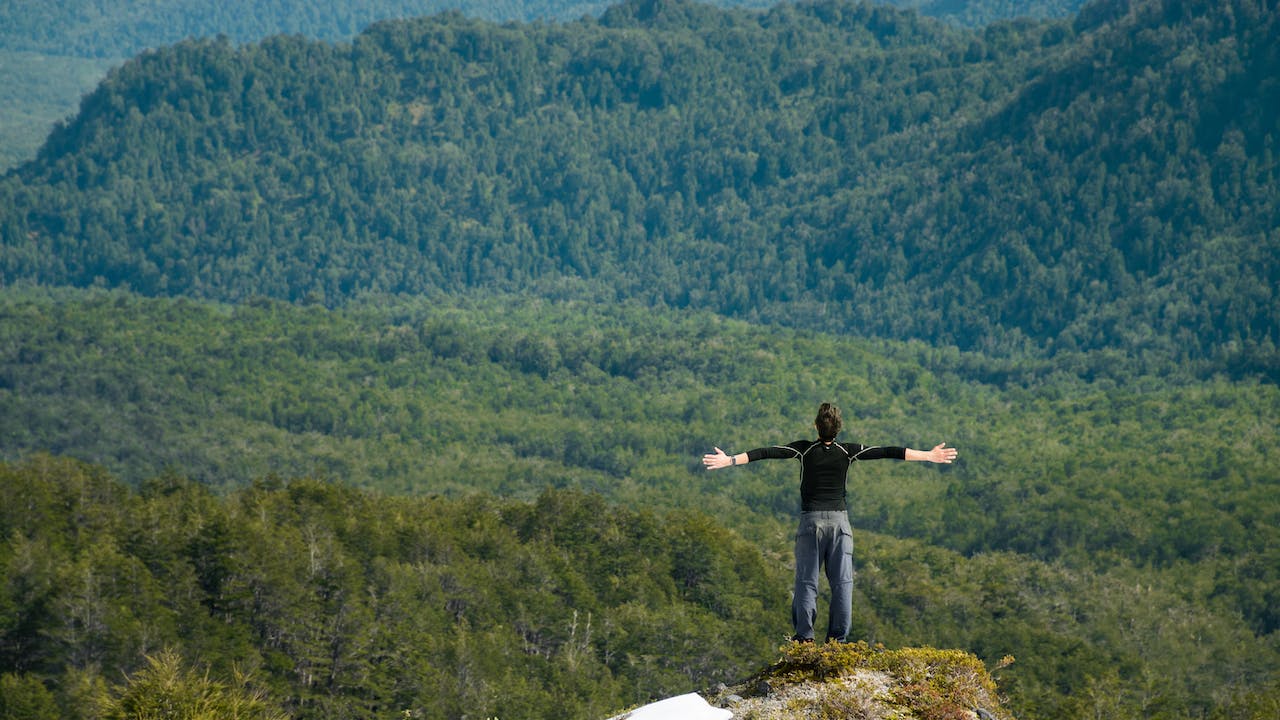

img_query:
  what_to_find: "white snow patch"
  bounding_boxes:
[607,692,733,720]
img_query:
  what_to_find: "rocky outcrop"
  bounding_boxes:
[611,642,1014,719]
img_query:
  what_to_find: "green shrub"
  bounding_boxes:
[0,673,60,720]
[100,650,287,720]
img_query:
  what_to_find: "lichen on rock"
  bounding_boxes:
[703,641,1014,720]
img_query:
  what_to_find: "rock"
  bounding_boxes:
[605,643,1014,720]
[702,642,1014,720]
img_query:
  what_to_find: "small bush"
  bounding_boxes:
[100,650,288,720]
[0,673,60,720]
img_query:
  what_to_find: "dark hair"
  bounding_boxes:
[815,403,842,441]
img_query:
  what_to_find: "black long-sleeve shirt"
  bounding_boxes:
[746,440,906,512]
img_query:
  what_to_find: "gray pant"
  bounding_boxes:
[792,511,853,642]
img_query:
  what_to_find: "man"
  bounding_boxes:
[702,402,956,643]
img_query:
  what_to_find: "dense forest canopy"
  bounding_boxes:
[0,288,1277,719]
[3,0,1274,377]
[0,1,1088,168]
[0,454,790,719]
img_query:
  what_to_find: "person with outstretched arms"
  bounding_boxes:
[703,402,956,643]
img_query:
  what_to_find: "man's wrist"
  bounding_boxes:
[731,455,738,466]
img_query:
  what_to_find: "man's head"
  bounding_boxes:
[815,403,842,441]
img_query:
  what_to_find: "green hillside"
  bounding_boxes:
[0,1,1086,169]
[0,0,612,59]
[5,0,1272,375]
[1,289,1276,718]
[3,290,1277,578]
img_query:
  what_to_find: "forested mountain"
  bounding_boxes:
[0,0,1086,168]
[1,0,1275,377]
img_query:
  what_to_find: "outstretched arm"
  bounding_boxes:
[904,443,958,463]
[703,447,749,470]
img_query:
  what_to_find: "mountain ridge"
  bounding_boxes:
[1,0,1276,377]
[0,2,1090,168]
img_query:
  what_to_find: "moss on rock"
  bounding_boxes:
[705,642,1014,720]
